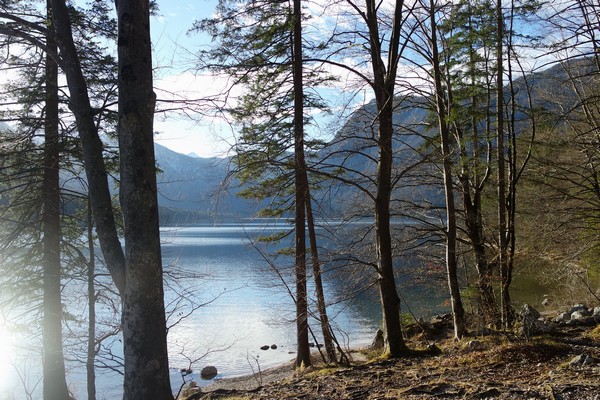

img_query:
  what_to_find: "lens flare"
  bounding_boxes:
[0,323,16,390]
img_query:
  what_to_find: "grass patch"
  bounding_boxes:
[302,366,342,379]
[586,324,600,340]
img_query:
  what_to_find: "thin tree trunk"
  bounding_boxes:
[464,198,499,325]
[292,0,311,369]
[87,199,97,400]
[366,0,407,357]
[116,1,173,399]
[429,0,465,339]
[42,4,70,397]
[305,192,336,363]
[496,0,511,329]
[48,0,126,297]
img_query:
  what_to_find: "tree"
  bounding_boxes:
[46,0,127,297]
[42,2,71,398]
[115,0,172,398]
[2,1,173,396]
[359,0,409,356]
[425,0,466,339]
[195,0,339,366]
[291,0,311,369]
[435,0,500,327]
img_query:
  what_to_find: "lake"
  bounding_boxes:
[5,221,590,398]
[3,221,451,399]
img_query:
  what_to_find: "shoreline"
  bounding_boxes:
[201,348,369,393]
[202,359,296,392]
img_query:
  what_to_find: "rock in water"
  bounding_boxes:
[260,345,270,351]
[200,366,218,379]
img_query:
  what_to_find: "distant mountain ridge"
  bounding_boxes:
[153,144,261,223]
[154,59,585,222]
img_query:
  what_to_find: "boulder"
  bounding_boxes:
[519,304,555,336]
[467,340,484,351]
[568,304,588,315]
[430,313,453,329]
[521,304,541,319]
[260,345,270,351]
[270,344,277,350]
[371,329,384,350]
[200,365,218,379]
[554,312,571,324]
[570,353,599,367]
[566,315,598,326]
[571,309,592,320]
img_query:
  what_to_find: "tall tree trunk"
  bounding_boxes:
[48,0,126,297]
[464,196,498,325]
[42,4,70,398]
[305,193,336,363]
[87,199,97,400]
[429,0,465,339]
[292,0,311,369]
[496,0,512,328]
[116,1,173,399]
[366,0,407,357]
[463,21,498,326]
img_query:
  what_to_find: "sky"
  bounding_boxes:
[150,1,235,158]
[147,0,561,158]
[148,0,373,159]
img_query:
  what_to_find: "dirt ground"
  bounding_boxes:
[184,323,600,400]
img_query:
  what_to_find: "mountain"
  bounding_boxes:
[153,60,588,222]
[153,144,261,223]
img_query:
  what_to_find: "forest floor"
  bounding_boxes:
[185,318,600,400]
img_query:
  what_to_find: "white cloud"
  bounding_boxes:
[153,71,243,157]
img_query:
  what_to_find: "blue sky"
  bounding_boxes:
[151,1,234,158]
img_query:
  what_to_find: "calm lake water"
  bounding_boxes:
[4,222,449,399]
[0,222,600,400]
[4,222,592,398]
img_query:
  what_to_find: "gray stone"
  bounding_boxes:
[570,353,599,367]
[520,304,555,336]
[200,365,218,379]
[570,315,598,326]
[571,309,592,320]
[582,355,599,365]
[467,340,484,351]
[554,312,571,323]
[371,329,384,350]
[568,304,588,315]
[592,306,600,317]
[542,297,550,306]
[521,304,541,320]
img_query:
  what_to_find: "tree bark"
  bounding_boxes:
[496,0,512,329]
[429,0,465,339]
[42,4,70,397]
[366,0,407,357]
[305,192,337,363]
[87,199,97,400]
[292,0,311,369]
[48,0,126,297]
[116,1,173,399]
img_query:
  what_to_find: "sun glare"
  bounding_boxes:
[0,323,16,389]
